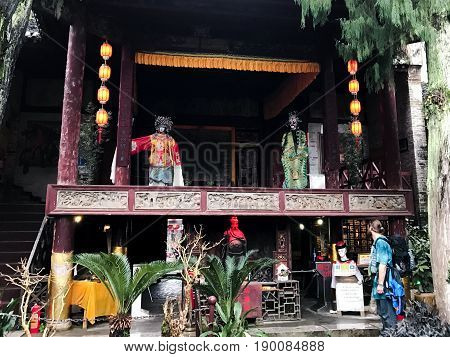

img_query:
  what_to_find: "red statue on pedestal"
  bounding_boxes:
[223,216,247,258]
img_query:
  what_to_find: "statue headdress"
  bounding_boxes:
[154,116,173,132]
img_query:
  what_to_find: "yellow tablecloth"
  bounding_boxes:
[69,281,117,324]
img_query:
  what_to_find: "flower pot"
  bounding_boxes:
[413,292,436,308]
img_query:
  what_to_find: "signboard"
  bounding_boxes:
[336,282,364,312]
[316,262,332,278]
[333,262,358,277]
[357,253,371,266]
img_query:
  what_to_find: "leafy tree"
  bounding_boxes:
[0,0,33,124]
[73,253,181,337]
[294,0,447,91]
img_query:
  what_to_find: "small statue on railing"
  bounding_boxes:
[281,111,308,189]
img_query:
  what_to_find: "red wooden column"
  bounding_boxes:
[381,81,402,189]
[322,57,340,189]
[115,44,134,185]
[48,12,86,329]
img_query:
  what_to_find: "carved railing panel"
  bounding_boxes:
[207,192,279,211]
[349,194,407,212]
[285,193,344,211]
[134,191,201,210]
[56,190,128,210]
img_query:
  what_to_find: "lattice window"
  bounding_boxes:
[342,219,389,254]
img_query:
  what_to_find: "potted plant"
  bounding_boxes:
[199,250,274,337]
[74,252,181,337]
[408,225,435,306]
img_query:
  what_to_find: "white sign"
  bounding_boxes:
[333,262,358,277]
[336,282,364,312]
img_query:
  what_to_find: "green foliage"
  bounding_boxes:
[423,84,450,123]
[408,225,433,293]
[78,102,110,185]
[73,253,181,314]
[199,251,274,337]
[294,0,450,91]
[339,127,364,186]
[0,298,18,337]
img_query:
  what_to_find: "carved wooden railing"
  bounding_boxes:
[339,160,387,190]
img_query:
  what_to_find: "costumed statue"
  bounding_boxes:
[223,216,247,258]
[281,111,308,189]
[110,116,184,186]
[331,241,363,289]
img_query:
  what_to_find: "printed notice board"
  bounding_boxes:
[336,282,364,312]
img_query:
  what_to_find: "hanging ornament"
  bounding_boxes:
[100,41,112,60]
[348,79,359,95]
[350,118,362,137]
[350,99,361,116]
[96,108,108,143]
[347,59,358,75]
[97,85,110,104]
[99,64,111,82]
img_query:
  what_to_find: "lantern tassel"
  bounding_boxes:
[98,127,103,144]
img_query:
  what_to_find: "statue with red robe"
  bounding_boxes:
[223,216,247,258]
[111,116,184,186]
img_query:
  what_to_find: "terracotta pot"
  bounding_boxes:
[413,292,436,308]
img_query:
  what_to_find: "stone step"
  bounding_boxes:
[0,203,45,213]
[0,212,44,222]
[0,241,35,251]
[0,231,38,241]
[0,221,42,231]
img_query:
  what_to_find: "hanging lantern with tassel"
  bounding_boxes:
[350,99,361,116]
[348,79,359,95]
[97,85,110,104]
[100,41,112,60]
[347,59,358,75]
[96,108,108,143]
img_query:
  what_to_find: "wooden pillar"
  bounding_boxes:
[48,12,86,330]
[115,45,134,185]
[322,57,340,189]
[382,80,402,189]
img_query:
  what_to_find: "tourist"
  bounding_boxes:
[368,219,396,331]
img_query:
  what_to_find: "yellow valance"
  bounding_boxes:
[135,52,320,74]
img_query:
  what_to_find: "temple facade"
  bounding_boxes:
[0,0,428,323]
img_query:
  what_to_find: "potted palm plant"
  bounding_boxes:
[73,252,181,337]
[200,250,274,337]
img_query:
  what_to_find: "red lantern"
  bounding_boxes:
[96,108,108,127]
[348,79,359,95]
[351,119,362,137]
[100,41,112,60]
[96,108,108,143]
[347,59,358,75]
[99,64,111,82]
[97,85,110,104]
[350,99,361,116]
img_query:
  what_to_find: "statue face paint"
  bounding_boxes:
[337,247,348,260]
[157,126,166,133]
[288,112,299,130]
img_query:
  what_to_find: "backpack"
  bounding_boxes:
[376,237,406,315]
[388,234,413,277]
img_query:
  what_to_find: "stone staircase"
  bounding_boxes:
[0,187,45,307]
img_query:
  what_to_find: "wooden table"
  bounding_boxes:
[69,280,117,328]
